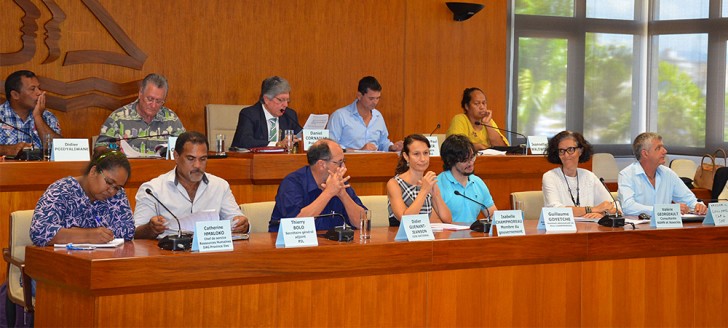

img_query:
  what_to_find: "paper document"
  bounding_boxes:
[164,209,219,235]
[625,218,650,225]
[54,238,125,248]
[478,149,507,156]
[430,223,471,232]
[303,114,329,129]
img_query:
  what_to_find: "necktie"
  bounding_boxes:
[268,118,277,142]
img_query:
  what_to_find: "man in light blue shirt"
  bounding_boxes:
[328,76,403,152]
[618,132,707,216]
[437,134,496,223]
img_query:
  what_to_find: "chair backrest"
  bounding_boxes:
[240,201,276,233]
[358,195,390,227]
[510,191,544,220]
[6,210,34,309]
[592,153,619,182]
[205,104,248,148]
[669,158,697,179]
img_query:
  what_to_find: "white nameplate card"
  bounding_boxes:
[275,217,318,248]
[426,136,440,156]
[395,214,435,241]
[651,204,683,228]
[51,138,90,162]
[167,136,178,160]
[191,220,233,252]
[704,202,728,226]
[303,129,329,151]
[537,207,577,232]
[490,210,526,237]
[527,136,548,155]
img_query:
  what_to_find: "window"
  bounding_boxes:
[510,0,728,155]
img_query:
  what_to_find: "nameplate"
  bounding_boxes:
[303,129,329,151]
[490,210,525,237]
[51,138,90,162]
[704,202,728,226]
[651,204,683,228]
[275,217,318,248]
[395,214,435,241]
[167,136,178,160]
[191,220,233,252]
[527,136,548,155]
[426,136,440,156]
[537,208,577,232]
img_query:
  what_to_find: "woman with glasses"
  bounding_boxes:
[387,134,452,226]
[30,149,135,246]
[542,130,616,218]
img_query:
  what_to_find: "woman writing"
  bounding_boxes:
[387,134,452,226]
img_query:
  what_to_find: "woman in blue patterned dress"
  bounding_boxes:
[30,149,135,246]
[387,134,452,226]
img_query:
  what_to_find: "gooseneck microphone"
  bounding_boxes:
[429,123,441,136]
[0,118,42,160]
[318,212,354,242]
[474,121,527,140]
[109,132,171,143]
[597,178,625,227]
[453,190,492,233]
[474,121,527,154]
[145,188,193,250]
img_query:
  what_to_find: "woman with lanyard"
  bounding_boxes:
[542,130,617,218]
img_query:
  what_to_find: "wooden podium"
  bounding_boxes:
[26,221,728,327]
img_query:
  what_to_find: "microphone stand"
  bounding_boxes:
[454,191,492,233]
[0,119,42,160]
[429,123,441,136]
[597,178,625,228]
[320,212,354,242]
[145,188,193,250]
[474,121,528,155]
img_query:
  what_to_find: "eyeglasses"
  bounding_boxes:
[328,158,346,167]
[100,171,124,192]
[462,155,477,164]
[558,147,580,155]
[274,96,290,104]
[143,96,165,106]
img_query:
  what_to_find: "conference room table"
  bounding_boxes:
[26,220,728,327]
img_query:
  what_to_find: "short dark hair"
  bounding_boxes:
[395,134,431,175]
[460,87,485,112]
[357,76,382,94]
[5,70,37,99]
[441,134,476,171]
[85,149,131,179]
[307,138,334,165]
[174,131,209,155]
[546,130,593,164]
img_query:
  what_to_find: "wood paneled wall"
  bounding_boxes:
[1,0,507,143]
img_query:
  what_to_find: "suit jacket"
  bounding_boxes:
[231,102,302,149]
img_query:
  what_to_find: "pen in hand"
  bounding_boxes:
[95,216,105,228]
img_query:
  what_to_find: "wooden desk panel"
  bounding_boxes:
[26,222,728,327]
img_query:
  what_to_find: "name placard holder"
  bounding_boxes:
[167,136,178,160]
[303,130,329,151]
[192,220,233,252]
[490,210,526,236]
[704,202,728,226]
[395,214,435,241]
[537,208,577,232]
[652,204,683,228]
[275,217,318,248]
[426,136,440,156]
[51,138,90,162]
[527,136,548,155]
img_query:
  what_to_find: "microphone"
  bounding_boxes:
[474,121,527,140]
[474,121,527,154]
[429,123,441,136]
[597,178,625,227]
[453,190,492,233]
[109,132,170,143]
[0,118,42,160]
[318,212,354,242]
[145,188,193,250]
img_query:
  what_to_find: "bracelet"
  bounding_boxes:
[585,206,592,214]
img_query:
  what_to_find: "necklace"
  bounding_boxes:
[561,167,580,206]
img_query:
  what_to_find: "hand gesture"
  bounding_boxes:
[231,216,250,233]
[32,91,47,117]
[482,109,493,125]
[389,141,404,152]
[148,215,168,235]
[85,227,114,244]
[321,166,351,197]
[362,143,377,151]
[694,203,708,215]
[418,171,438,194]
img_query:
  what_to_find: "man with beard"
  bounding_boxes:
[231,76,302,149]
[436,134,497,223]
[134,131,249,239]
[618,132,707,216]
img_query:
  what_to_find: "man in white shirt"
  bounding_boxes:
[134,131,249,239]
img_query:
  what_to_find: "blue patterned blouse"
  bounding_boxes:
[30,176,135,246]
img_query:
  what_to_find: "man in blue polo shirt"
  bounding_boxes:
[437,134,497,223]
[328,76,403,152]
[269,138,367,232]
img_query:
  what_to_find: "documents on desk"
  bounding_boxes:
[164,209,219,236]
[430,223,470,232]
[303,114,329,129]
[54,238,125,249]
[477,149,506,156]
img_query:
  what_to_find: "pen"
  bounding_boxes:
[66,243,95,251]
